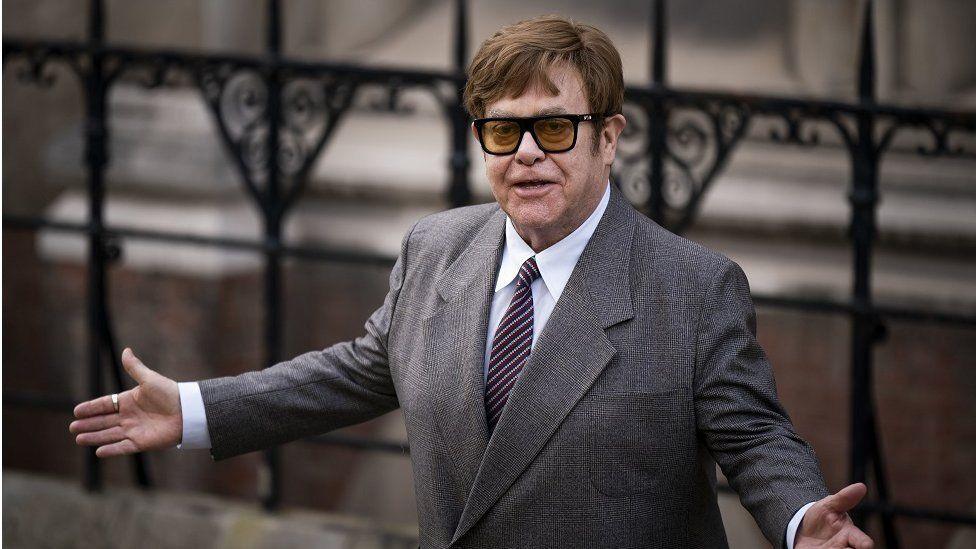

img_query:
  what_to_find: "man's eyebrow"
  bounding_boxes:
[485,106,570,117]
[535,106,569,116]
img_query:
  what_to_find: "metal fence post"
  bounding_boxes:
[648,0,668,224]
[849,2,899,545]
[260,0,284,512]
[83,0,108,494]
[449,0,471,207]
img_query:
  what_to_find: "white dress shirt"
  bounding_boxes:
[483,179,611,380]
[176,179,810,548]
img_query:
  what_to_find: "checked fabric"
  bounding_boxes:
[485,255,541,432]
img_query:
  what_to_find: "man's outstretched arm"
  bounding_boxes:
[71,224,414,459]
[196,226,412,460]
[693,259,872,548]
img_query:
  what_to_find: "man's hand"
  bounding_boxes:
[69,348,182,457]
[795,483,874,549]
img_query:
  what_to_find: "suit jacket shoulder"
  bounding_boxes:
[632,212,738,292]
[413,201,499,243]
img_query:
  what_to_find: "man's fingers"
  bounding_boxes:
[849,526,874,549]
[76,426,126,447]
[121,347,153,384]
[73,394,117,419]
[69,413,120,434]
[74,348,160,419]
[825,483,868,513]
[853,536,875,549]
[95,439,139,458]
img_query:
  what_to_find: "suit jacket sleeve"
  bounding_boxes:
[693,258,829,546]
[198,224,415,461]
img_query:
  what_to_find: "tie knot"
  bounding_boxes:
[517,256,541,288]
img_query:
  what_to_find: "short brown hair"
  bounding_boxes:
[463,15,624,119]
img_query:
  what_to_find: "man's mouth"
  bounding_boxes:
[511,179,557,197]
[514,179,556,188]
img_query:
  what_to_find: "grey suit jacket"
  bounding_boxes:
[199,184,828,548]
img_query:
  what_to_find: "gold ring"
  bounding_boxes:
[111,393,119,413]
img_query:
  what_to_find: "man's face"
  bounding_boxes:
[474,64,622,248]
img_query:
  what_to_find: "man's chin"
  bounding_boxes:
[506,197,561,222]
[507,208,557,232]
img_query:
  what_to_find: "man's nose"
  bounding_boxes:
[514,130,545,165]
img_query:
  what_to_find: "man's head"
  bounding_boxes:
[464,15,626,251]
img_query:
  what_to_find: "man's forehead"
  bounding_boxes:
[484,64,587,117]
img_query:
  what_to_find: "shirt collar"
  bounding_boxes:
[495,180,611,301]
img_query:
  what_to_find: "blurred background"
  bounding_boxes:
[3,1,975,548]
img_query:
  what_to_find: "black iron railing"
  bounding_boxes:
[4,1,976,546]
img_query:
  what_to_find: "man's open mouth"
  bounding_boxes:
[514,179,555,188]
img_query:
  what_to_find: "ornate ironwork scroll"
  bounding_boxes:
[612,95,750,233]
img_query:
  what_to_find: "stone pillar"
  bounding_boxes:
[788,0,860,96]
[900,0,976,98]
[200,0,261,52]
[874,0,901,102]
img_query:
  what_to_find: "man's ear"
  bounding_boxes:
[601,113,627,165]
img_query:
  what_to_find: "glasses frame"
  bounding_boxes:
[473,113,604,155]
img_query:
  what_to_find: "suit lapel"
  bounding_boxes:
[426,206,507,506]
[451,185,637,545]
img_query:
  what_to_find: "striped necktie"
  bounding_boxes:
[485,256,541,432]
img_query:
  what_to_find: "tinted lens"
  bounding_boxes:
[533,117,575,151]
[482,120,522,153]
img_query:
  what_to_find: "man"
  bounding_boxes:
[71,15,874,549]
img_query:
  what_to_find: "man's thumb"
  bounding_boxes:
[825,482,868,513]
[121,348,152,384]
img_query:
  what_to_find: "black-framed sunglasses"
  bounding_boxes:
[473,113,604,155]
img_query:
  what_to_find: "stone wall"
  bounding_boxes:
[2,471,419,549]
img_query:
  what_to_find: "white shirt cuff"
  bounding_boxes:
[176,381,211,450]
[786,501,816,549]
